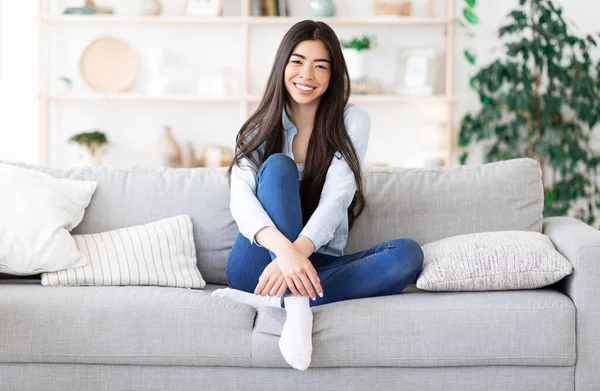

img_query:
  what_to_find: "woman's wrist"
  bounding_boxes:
[256,226,296,256]
[293,235,315,258]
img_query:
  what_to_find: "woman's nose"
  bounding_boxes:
[300,65,314,80]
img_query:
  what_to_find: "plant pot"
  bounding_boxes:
[342,48,367,81]
[78,143,104,166]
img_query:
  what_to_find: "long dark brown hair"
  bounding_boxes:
[227,20,366,231]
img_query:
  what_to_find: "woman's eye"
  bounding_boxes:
[317,65,328,70]
[291,60,302,64]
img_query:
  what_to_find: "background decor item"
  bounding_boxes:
[373,0,412,16]
[395,48,439,96]
[253,0,288,16]
[459,0,479,67]
[55,76,73,94]
[80,37,140,93]
[350,79,382,95]
[68,130,108,166]
[185,0,223,16]
[144,46,170,96]
[139,0,162,16]
[202,146,233,167]
[457,0,600,227]
[309,0,336,17]
[340,35,374,82]
[182,142,200,168]
[156,125,182,167]
[63,0,114,14]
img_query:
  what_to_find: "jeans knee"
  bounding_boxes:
[258,153,298,183]
[264,153,296,170]
[389,238,424,275]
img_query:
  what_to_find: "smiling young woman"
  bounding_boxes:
[211,20,424,371]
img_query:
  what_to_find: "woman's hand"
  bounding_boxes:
[254,260,289,297]
[274,246,323,300]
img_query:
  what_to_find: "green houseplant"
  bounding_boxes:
[68,130,109,166]
[340,35,375,81]
[458,0,600,226]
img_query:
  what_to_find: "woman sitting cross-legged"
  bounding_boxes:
[212,20,424,371]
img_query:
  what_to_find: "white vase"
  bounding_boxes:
[140,0,161,16]
[342,48,366,81]
[79,143,104,166]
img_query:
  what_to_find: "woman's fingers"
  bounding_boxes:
[261,276,277,296]
[285,276,300,296]
[269,276,284,296]
[298,272,316,299]
[291,275,308,297]
[276,281,288,297]
[306,267,323,297]
[254,274,268,295]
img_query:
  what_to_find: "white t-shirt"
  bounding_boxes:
[297,163,305,181]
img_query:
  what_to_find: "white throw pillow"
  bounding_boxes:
[41,215,206,289]
[416,230,573,291]
[0,163,96,275]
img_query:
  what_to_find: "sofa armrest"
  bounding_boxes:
[543,216,600,391]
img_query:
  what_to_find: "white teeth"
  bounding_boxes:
[295,84,315,91]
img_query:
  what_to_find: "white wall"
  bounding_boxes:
[0,0,40,164]
[0,0,598,168]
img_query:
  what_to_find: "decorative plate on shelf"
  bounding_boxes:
[79,37,139,93]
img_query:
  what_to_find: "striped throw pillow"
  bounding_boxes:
[41,215,206,289]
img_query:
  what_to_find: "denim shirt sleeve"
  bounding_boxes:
[229,134,275,247]
[298,106,371,252]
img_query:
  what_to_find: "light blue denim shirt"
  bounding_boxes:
[230,104,371,256]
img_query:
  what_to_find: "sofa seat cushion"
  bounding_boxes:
[0,283,254,366]
[251,285,576,368]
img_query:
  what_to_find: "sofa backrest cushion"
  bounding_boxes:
[1,158,543,285]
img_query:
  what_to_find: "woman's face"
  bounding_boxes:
[284,39,331,107]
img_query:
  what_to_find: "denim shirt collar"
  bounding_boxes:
[281,107,298,136]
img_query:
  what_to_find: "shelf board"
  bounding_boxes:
[40,15,453,26]
[247,16,452,25]
[42,93,243,102]
[42,93,454,104]
[41,15,246,24]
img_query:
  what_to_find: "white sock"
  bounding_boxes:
[278,296,313,371]
[211,287,282,310]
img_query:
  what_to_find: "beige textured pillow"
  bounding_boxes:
[416,230,573,291]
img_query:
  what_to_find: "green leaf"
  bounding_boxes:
[465,0,476,8]
[463,8,479,25]
[459,152,469,165]
[464,49,476,64]
[519,0,527,5]
[587,34,597,46]
[458,19,466,28]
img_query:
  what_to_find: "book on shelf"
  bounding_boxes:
[254,0,288,16]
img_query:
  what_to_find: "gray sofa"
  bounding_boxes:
[1,157,598,391]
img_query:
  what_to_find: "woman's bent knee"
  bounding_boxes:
[390,238,424,273]
[261,154,297,175]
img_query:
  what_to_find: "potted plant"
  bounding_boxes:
[340,35,375,81]
[68,130,109,166]
[457,0,600,226]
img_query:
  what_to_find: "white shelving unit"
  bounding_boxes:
[38,0,456,167]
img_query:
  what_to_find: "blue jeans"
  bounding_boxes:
[226,153,424,309]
